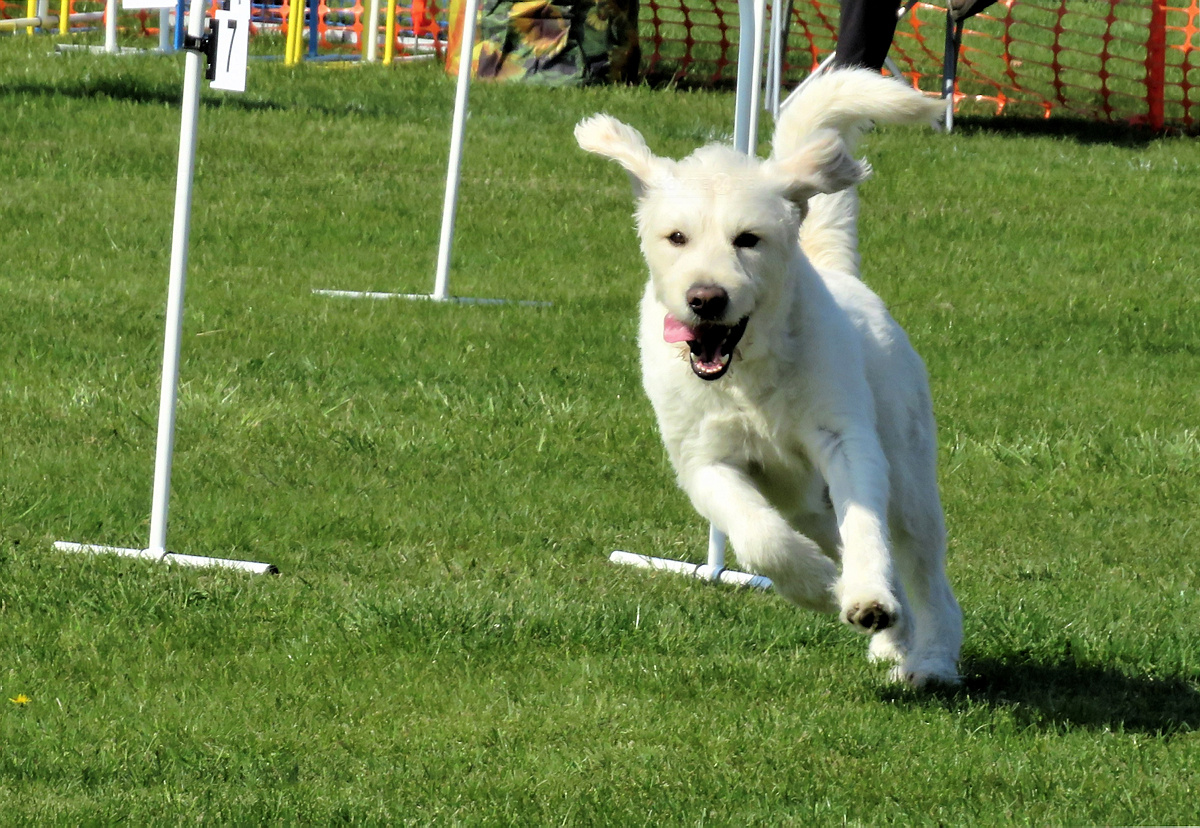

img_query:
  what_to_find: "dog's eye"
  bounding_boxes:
[733,232,760,249]
[667,231,688,247]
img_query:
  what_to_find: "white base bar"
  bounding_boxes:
[0,10,104,29]
[54,541,277,575]
[54,44,168,55]
[312,289,550,307]
[609,550,772,590]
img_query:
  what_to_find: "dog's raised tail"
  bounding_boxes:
[771,69,943,280]
[772,68,944,156]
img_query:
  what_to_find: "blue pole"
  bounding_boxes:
[174,0,185,50]
[307,0,318,59]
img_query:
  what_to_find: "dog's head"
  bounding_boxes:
[575,115,866,381]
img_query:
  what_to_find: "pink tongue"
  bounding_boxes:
[664,314,698,343]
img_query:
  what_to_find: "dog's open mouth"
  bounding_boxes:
[664,314,749,381]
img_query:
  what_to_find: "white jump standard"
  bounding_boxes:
[312,0,548,307]
[54,0,275,576]
[607,0,771,592]
[611,524,772,590]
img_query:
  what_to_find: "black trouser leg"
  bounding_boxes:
[832,0,902,71]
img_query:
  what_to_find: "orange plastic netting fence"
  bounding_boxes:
[643,0,1200,130]
[443,0,1200,128]
[5,0,1196,129]
[300,0,442,53]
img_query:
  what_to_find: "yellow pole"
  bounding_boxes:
[294,0,307,64]
[382,0,396,65]
[58,0,68,34]
[296,0,307,64]
[25,0,35,35]
[285,0,295,64]
[285,0,300,65]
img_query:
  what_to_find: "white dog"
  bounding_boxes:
[575,70,962,687]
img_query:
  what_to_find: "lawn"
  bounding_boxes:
[1,28,1199,824]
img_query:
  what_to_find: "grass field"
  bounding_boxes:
[2,30,1200,824]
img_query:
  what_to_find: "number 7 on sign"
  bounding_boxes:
[212,0,251,93]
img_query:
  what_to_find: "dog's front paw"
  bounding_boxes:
[843,600,894,632]
[837,587,902,634]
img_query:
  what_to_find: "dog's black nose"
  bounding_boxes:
[687,285,728,320]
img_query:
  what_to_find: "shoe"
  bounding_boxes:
[948,0,1000,21]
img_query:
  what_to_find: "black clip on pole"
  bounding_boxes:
[183,19,219,82]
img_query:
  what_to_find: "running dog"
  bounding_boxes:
[575,70,962,686]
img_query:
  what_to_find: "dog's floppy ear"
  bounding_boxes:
[575,114,663,199]
[765,128,870,206]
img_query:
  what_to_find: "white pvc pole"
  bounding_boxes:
[365,0,380,62]
[104,0,118,53]
[750,0,766,146]
[609,551,772,590]
[148,0,206,557]
[432,0,480,301]
[733,0,753,152]
[707,522,726,570]
[0,11,107,28]
[765,0,785,115]
[159,7,171,52]
[54,542,277,574]
[54,0,274,576]
[733,0,766,154]
[716,0,767,576]
[608,0,770,592]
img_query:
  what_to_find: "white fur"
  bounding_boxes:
[576,70,962,687]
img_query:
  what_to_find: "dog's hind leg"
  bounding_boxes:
[683,464,839,613]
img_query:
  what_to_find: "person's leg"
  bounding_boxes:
[833,0,902,71]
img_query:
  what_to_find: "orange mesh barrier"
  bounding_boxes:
[252,0,290,32]
[7,0,1196,129]
[279,0,445,56]
[642,0,1200,130]
[316,0,364,48]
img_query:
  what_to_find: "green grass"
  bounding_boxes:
[2,32,1200,824]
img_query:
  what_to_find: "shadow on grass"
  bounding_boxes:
[885,656,1200,735]
[947,115,1180,147]
[4,78,288,113]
